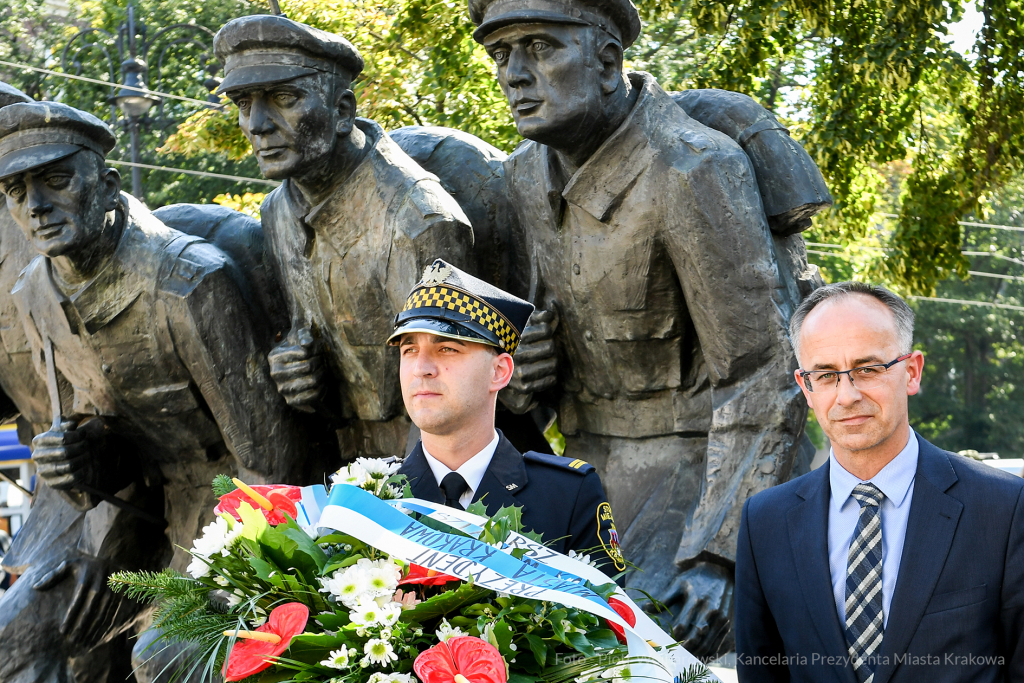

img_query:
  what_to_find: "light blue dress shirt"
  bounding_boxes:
[828,430,919,628]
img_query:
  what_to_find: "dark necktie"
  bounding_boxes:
[846,482,886,683]
[439,472,469,510]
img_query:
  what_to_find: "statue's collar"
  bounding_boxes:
[302,118,384,225]
[558,72,663,221]
[56,195,153,334]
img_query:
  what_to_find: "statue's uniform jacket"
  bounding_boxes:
[11,195,304,569]
[504,73,804,568]
[260,118,473,431]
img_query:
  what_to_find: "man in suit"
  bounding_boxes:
[735,281,1024,683]
[392,259,624,578]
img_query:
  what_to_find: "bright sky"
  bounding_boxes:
[947,2,983,55]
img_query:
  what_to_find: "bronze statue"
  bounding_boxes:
[470,0,829,655]
[214,15,474,461]
[0,99,314,680]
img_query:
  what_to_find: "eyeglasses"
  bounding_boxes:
[798,353,913,393]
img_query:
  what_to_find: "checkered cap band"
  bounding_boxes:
[402,285,520,354]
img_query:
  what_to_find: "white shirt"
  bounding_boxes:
[422,431,500,508]
[828,429,919,629]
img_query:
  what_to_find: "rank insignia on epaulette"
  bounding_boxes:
[505,483,518,491]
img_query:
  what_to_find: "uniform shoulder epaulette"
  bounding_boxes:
[523,451,594,475]
[158,238,227,298]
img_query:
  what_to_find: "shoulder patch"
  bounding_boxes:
[523,451,595,475]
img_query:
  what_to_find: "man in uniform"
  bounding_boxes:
[392,259,623,577]
[213,15,474,461]
[471,0,806,654]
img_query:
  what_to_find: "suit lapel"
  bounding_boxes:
[787,463,858,683]
[400,443,444,504]
[472,432,528,512]
[873,438,962,683]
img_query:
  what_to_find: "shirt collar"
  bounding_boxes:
[421,431,500,496]
[559,72,664,222]
[829,429,919,509]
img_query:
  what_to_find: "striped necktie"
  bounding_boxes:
[846,482,886,683]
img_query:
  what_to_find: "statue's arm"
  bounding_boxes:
[162,243,304,484]
[664,146,805,568]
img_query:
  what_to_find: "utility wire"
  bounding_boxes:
[0,59,221,109]
[107,159,279,187]
[878,213,1024,233]
[908,296,1024,313]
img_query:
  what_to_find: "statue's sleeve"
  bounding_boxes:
[386,178,475,309]
[663,144,805,568]
[159,242,304,484]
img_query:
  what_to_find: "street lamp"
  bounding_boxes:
[61,4,218,201]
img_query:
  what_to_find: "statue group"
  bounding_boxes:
[0,0,831,678]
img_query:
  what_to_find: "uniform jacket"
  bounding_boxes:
[0,208,50,428]
[735,435,1024,683]
[260,119,474,425]
[11,195,304,563]
[503,72,804,565]
[399,431,625,579]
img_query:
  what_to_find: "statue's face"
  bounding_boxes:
[0,151,115,258]
[230,73,340,180]
[484,23,606,146]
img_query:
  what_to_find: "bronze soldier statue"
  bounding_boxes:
[213,15,474,461]
[470,0,828,655]
[0,100,313,679]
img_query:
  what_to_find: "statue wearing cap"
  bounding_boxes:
[392,259,625,578]
[214,15,474,462]
[471,0,825,655]
[0,82,150,683]
[0,101,314,569]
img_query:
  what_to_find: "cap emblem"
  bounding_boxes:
[421,261,453,286]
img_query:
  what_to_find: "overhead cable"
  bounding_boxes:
[877,213,1024,233]
[0,59,221,108]
[107,159,279,187]
[908,296,1024,313]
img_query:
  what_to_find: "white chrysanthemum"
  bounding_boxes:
[350,598,401,627]
[362,638,398,667]
[320,646,354,670]
[331,463,370,488]
[186,556,210,579]
[435,618,467,642]
[600,663,631,683]
[187,516,241,578]
[568,549,600,568]
[364,559,401,596]
[387,674,414,683]
[320,564,372,608]
[356,457,400,479]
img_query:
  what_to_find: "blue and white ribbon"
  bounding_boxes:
[295,484,713,683]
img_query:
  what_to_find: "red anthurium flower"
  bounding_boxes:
[223,602,309,681]
[216,485,302,525]
[606,597,637,644]
[399,563,459,586]
[414,636,507,683]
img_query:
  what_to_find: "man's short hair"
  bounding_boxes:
[789,281,915,362]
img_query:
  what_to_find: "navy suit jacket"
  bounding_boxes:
[735,434,1024,683]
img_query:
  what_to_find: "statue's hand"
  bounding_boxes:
[269,327,324,412]
[656,561,735,658]
[32,557,120,645]
[500,309,558,414]
[32,419,103,491]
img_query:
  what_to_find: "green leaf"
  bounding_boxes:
[313,612,351,630]
[525,634,548,667]
[565,632,596,657]
[399,582,492,623]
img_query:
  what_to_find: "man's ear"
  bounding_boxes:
[597,38,624,95]
[493,352,515,392]
[335,88,357,137]
[100,166,121,211]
